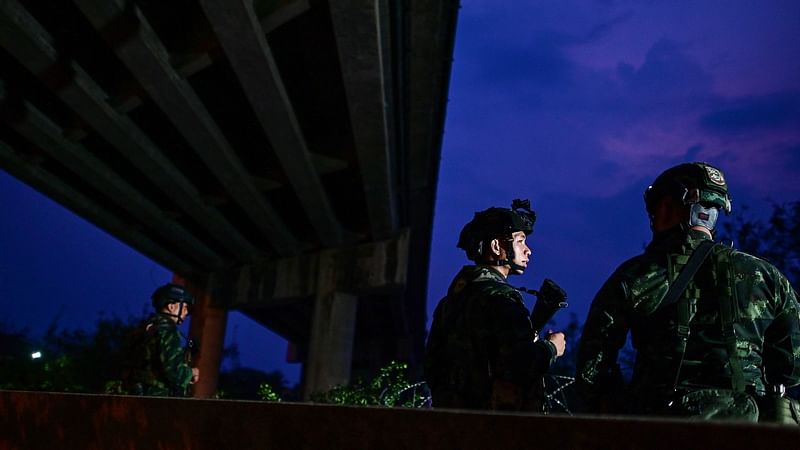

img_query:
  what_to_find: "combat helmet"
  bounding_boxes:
[457,199,536,270]
[151,283,195,310]
[644,162,732,230]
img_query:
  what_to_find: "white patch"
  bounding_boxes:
[705,166,726,186]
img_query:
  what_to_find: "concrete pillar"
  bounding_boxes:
[173,274,228,399]
[303,290,359,399]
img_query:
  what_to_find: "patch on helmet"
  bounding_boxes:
[705,166,726,186]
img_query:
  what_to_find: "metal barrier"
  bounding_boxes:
[1,390,798,449]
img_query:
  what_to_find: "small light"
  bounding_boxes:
[31,351,42,359]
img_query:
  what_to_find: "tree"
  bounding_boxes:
[0,323,40,389]
[1,314,293,399]
[720,202,799,288]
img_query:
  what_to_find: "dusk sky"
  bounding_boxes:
[2,1,799,386]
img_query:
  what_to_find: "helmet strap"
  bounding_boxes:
[495,239,526,274]
[162,302,188,324]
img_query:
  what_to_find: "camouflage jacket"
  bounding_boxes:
[576,228,800,416]
[124,313,193,397]
[425,265,557,410]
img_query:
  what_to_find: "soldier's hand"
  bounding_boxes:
[191,367,200,384]
[546,331,566,357]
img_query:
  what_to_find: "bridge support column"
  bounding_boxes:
[174,274,228,398]
[303,279,358,398]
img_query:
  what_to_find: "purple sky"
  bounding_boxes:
[2,1,799,385]
[429,0,800,320]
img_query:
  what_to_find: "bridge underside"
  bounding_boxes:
[0,0,458,394]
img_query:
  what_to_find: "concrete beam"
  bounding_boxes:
[0,0,262,261]
[224,229,410,309]
[199,0,345,247]
[3,100,228,271]
[329,0,399,239]
[259,0,310,34]
[407,0,457,194]
[72,0,299,255]
[0,142,195,275]
[405,0,459,365]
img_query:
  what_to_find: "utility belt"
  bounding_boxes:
[664,385,800,425]
[660,387,758,420]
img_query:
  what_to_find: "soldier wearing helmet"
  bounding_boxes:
[424,199,567,411]
[122,283,200,396]
[577,162,800,421]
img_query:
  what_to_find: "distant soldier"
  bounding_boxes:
[123,283,200,397]
[425,199,566,411]
[576,162,800,421]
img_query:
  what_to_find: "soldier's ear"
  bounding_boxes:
[489,238,503,257]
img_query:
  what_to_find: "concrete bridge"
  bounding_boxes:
[0,0,458,397]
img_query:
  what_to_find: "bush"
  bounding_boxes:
[263,361,430,407]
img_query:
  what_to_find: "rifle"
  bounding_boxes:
[517,278,568,340]
[516,278,569,413]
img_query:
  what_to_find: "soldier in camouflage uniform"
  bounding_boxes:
[576,162,800,420]
[123,283,200,397]
[425,200,566,411]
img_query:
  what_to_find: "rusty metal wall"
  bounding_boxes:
[1,390,798,449]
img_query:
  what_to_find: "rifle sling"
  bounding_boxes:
[720,255,746,392]
[664,239,716,391]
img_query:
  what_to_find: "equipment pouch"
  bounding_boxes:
[759,396,800,425]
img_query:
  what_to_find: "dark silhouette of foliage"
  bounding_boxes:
[0,315,140,392]
[720,202,799,288]
[0,323,39,390]
[0,315,295,399]
[218,367,299,401]
[307,361,430,408]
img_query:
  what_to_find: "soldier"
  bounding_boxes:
[425,199,566,411]
[123,283,200,397]
[576,162,800,420]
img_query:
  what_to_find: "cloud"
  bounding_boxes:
[616,38,715,112]
[700,92,800,134]
[447,3,800,205]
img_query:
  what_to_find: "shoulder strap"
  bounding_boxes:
[667,239,717,390]
[718,250,746,392]
[660,240,716,309]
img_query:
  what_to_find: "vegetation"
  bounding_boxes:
[0,315,138,393]
[719,201,799,288]
[0,314,299,400]
[302,361,430,408]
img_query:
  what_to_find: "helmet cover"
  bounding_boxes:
[457,199,536,261]
[644,162,732,216]
[151,283,195,310]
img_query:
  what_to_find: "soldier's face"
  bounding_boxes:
[166,302,191,323]
[179,303,190,321]
[509,231,531,272]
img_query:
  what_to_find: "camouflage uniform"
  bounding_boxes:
[425,265,557,410]
[577,228,800,419]
[124,312,193,397]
